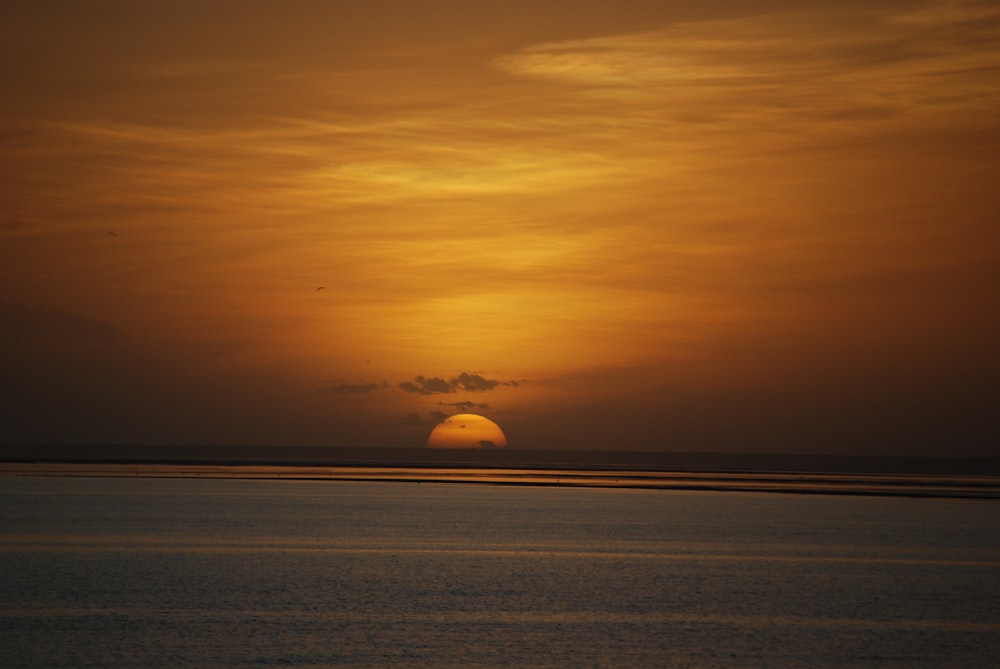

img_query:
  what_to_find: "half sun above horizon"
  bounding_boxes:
[426,414,508,449]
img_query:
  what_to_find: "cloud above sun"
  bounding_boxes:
[320,372,521,400]
[398,373,516,395]
[439,401,492,412]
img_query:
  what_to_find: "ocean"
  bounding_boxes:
[2,475,999,668]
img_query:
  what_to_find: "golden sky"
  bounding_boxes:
[1,0,998,454]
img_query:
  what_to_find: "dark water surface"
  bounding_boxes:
[2,477,999,668]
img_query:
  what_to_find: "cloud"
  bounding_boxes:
[453,372,500,392]
[398,372,511,394]
[493,1,1000,127]
[438,401,491,412]
[320,380,387,394]
[322,373,522,398]
[399,375,453,395]
[0,302,117,343]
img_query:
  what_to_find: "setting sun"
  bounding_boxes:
[427,414,508,449]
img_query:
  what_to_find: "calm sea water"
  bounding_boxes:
[2,476,999,668]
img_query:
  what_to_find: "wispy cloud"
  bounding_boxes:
[494,1,1000,128]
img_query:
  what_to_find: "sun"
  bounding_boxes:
[427,413,508,449]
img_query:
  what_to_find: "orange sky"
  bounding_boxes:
[1,1,998,455]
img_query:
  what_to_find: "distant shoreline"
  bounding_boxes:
[2,462,999,500]
[2,444,999,500]
[1,443,998,476]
